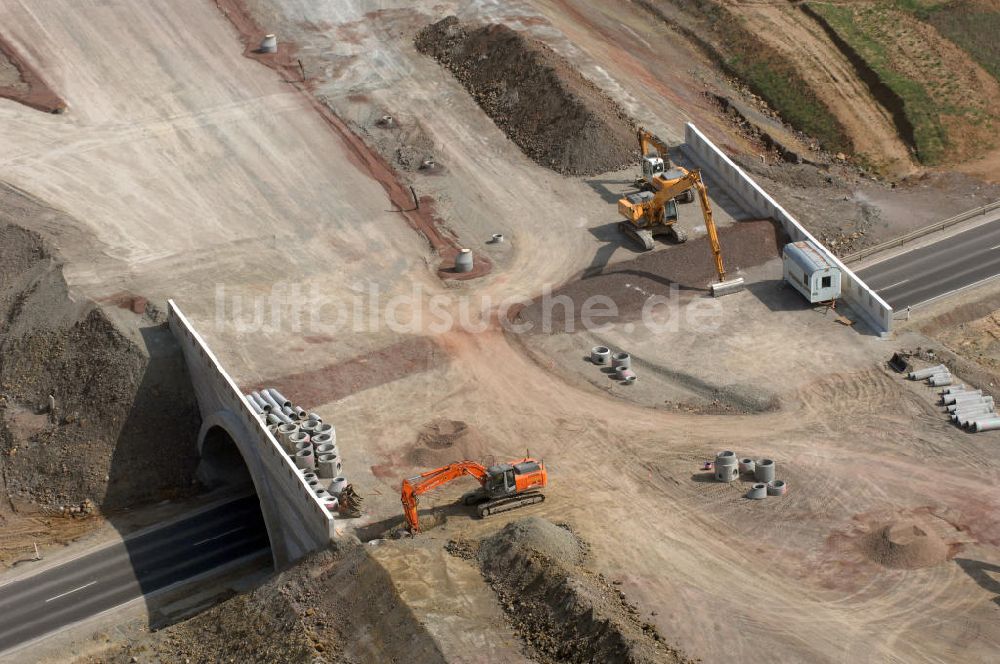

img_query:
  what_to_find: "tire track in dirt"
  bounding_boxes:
[729,3,914,175]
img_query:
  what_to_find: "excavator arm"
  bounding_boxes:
[401,460,489,533]
[637,126,671,158]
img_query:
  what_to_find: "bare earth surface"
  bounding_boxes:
[1,0,1000,663]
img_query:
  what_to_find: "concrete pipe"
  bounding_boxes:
[591,346,611,365]
[972,417,1000,432]
[303,472,318,482]
[313,423,334,439]
[275,411,294,425]
[306,479,320,490]
[245,395,265,416]
[947,397,991,413]
[944,390,982,405]
[314,443,336,457]
[307,412,322,422]
[612,352,632,370]
[261,391,282,413]
[491,233,505,244]
[266,413,282,426]
[617,368,636,381]
[312,432,334,447]
[289,431,310,450]
[300,420,320,438]
[267,389,291,408]
[739,458,755,475]
[293,406,307,419]
[278,424,299,453]
[909,364,946,380]
[267,423,279,434]
[455,248,474,273]
[259,34,278,53]
[754,459,776,483]
[251,391,271,412]
[747,483,767,500]
[767,480,787,496]
[323,496,339,513]
[942,385,967,395]
[929,374,953,387]
[294,448,315,470]
[714,451,738,483]
[953,406,994,423]
[316,454,337,479]
[623,375,637,385]
[319,454,343,474]
[281,406,298,420]
[314,488,330,499]
[960,412,997,428]
[330,476,348,495]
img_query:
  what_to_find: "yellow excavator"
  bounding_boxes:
[618,166,745,296]
[634,127,694,204]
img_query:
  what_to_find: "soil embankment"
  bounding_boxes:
[0,219,200,524]
[416,17,637,176]
[0,33,65,113]
[450,517,695,663]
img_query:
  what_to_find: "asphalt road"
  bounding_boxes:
[857,216,1000,309]
[0,495,269,654]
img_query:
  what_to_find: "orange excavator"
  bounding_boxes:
[401,457,547,533]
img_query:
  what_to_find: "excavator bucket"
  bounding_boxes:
[711,277,745,297]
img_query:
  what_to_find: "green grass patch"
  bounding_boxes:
[659,0,851,153]
[928,9,1000,82]
[808,3,948,164]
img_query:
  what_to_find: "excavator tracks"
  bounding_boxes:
[619,221,655,251]
[477,492,545,518]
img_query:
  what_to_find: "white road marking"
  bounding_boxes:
[881,279,909,290]
[45,580,97,603]
[990,243,1000,251]
[192,526,243,547]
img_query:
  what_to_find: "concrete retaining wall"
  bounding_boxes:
[683,123,892,335]
[167,300,333,569]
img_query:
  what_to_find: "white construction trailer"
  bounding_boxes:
[783,240,841,303]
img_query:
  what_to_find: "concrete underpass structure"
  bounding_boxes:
[167,300,333,569]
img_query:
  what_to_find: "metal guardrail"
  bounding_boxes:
[843,200,1000,264]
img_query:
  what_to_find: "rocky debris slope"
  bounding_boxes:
[0,219,199,514]
[453,517,695,664]
[416,17,637,176]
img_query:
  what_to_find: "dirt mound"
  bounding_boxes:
[0,215,199,518]
[516,219,785,332]
[416,17,637,176]
[473,518,693,664]
[862,521,950,569]
[407,418,494,467]
[95,541,447,664]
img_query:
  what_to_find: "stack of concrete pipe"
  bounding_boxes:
[908,363,952,387]
[590,346,637,384]
[244,388,350,501]
[941,385,1000,432]
[712,452,787,498]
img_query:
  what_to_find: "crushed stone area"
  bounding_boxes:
[416,17,637,176]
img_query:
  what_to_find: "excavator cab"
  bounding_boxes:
[485,464,517,498]
[641,155,666,184]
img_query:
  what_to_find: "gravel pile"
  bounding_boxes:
[416,17,637,176]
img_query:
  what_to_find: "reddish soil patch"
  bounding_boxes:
[0,34,66,113]
[245,335,443,408]
[213,0,491,281]
[516,219,785,331]
[96,291,148,315]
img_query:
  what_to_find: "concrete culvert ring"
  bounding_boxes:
[767,480,787,496]
[739,458,755,474]
[491,233,505,243]
[612,352,631,369]
[748,483,768,500]
[754,458,775,483]
[591,346,611,365]
[330,477,348,495]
